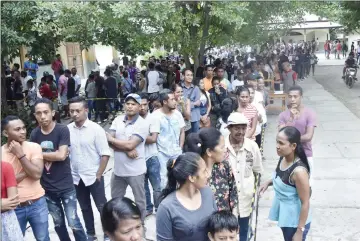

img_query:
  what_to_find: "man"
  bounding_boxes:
[104,68,118,118]
[2,115,50,241]
[24,55,39,85]
[281,62,297,93]
[224,112,263,241]
[350,42,355,54]
[202,65,214,91]
[58,69,69,118]
[146,61,160,95]
[278,85,316,186]
[342,52,357,79]
[12,70,24,110]
[39,77,53,99]
[342,41,348,58]
[68,97,111,241]
[216,66,232,91]
[67,70,76,101]
[30,98,87,241]
[336,41,342,60]
[179,59,186,72]
[20,70,33,92]
[94,71,107,124]
[357,42,360,64]
[71,68,81,96]
[128,61,138,83]
[85,73,96,120]
[51,54,63,85]
[151,89,185,189]
[139,92,161,217]
[106,93,148,221]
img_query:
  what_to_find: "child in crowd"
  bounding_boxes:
[207,210,239,241]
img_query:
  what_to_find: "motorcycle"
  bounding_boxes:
[344,65,358,89]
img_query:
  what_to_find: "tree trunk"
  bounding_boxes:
[183,53,191,69]
[1,55,8,110]
[198,2,211,71]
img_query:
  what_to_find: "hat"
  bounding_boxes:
[125,93,141,105]
[226,112,248,127]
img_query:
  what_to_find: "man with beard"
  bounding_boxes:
[151,89,185,189]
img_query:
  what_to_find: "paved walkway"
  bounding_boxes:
[26,78,360,241]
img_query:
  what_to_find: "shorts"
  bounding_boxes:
[308,157,314,187]
[60,95,68,105]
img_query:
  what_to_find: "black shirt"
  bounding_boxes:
[30,123,74,193]
[13,78,23,100]
[67,77,76,99]
[345,58,356,66]
[104,76,117,98]
[95,76,106,98]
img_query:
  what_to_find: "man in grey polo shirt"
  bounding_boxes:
[106,93,148,221]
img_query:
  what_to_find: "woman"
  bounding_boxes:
[310,53,318,77]
[199,78,212,128]
[216,97,238,137]
[1,161,23,241]
[185,128,238,212]
[156,152,217,241]
[102,197,145,241]
[259,126,311,241]
[208,77,228,127]
[171,83,192,135]
[182,68,201,133]
[236,86,258,140]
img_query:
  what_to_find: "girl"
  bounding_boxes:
[1,161,23,241]
[259,126,311,241]
[310,53,318,76]
[185,128,238,212]
[236,86,258,140]
[199,78,212,128]
[102,197,145,241]
[156,152,217,241]
[171,83,192,135]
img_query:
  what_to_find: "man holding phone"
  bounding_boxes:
[209,76,228,127]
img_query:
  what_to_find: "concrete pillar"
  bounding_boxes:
[304,29,307,42]
[82,45,97,77]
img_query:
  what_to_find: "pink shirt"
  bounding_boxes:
[58,74,68,95]
[278,107,316,157]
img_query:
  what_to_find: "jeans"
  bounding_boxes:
[75,177,107,237]
[95,99,107,121]
[15,196,50,241]
[238,216,250,241]
[111,173,146,221]
[108,99,115,114]
[88,100,95,119]
[281,223,311,241]
[144,156,162,213]
[190,121,200,133]
[158,151,180,190]
[45,188,87,241]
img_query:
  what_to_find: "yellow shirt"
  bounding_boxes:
[2,141,45,203]
[202,77,213,91]
[225,136,263,217]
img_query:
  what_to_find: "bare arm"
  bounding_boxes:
[179,127,185,149]
[292,169,310,232]
[43,145,68,162]
[184,99,191,121]
[301,126,315,143]
[16,172,27,183]
[96,155,110,179]
[246,115,258,138]
[146,132,158,144]
[107,132,142,152]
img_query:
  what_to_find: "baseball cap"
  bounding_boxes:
[125,93,141,105]
[226,112,248,127]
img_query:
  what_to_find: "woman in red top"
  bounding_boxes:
[1,161,23,240]
[236,86,258,140]
[39,77,53,99]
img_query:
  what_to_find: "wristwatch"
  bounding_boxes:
[297,227,305,232]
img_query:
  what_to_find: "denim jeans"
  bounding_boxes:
[281,223,311,241]
[75,177,107,238]
[238,216,250,241]
[108,99,115,114]
[190,121,200,133]
[45,188,87,241]
[144,156,161,213]
[88,100,95,119]
[15,196,50,241]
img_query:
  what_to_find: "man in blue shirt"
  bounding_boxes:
[24,55,39,87]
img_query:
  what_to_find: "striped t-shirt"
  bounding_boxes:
[238,104,258,140]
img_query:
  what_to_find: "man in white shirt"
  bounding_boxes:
[68,97,111,241]
[146,62,160,94]
[106,93,148,221]
[71,68,81,96]
[21,70,33,91]
[232,69,245,93]
[139,93,161,217]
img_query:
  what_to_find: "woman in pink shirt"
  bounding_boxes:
[236,86,258,140]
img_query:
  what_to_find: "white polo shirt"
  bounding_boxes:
[110,114,148,177]
[143,113,160,160]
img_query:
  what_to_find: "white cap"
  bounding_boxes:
[226,112,248,127]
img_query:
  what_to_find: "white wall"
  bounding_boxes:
[347,33,360,50]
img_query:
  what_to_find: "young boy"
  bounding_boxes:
[207,210,239,241]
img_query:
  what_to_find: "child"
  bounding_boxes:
[207,210,239,241]
[26,80,37,119]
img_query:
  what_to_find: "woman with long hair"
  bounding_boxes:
[236,86,258,140]
[185,128,238,212]
[156,152,217,241]
[171,83,191,135]
[259,126,311,241]
[198,78,212,128]
[102,197,144,241]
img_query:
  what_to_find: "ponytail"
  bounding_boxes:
[160,152,202,202]
[185,128,222,157]
[295,142,310,174]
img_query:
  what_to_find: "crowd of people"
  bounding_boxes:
[1,41,320,241]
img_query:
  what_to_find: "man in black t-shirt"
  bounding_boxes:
[13,70,24,110]
[343,53,357,78]
[30,98,87,241]
[94,71,107,123]
[67,76,76,100]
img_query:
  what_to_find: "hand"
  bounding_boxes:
[292,230,303,241]
[9,141,25,159]
[126,150,138,159]
[1,195,20,211]
[259,182,270,196]
[290,107,300,120]
[106,132,114,143]
[96,172,103,182]
[258,114,263,123]
[215,88,221,95]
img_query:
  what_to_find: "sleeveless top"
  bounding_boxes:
[269,157,312,228]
